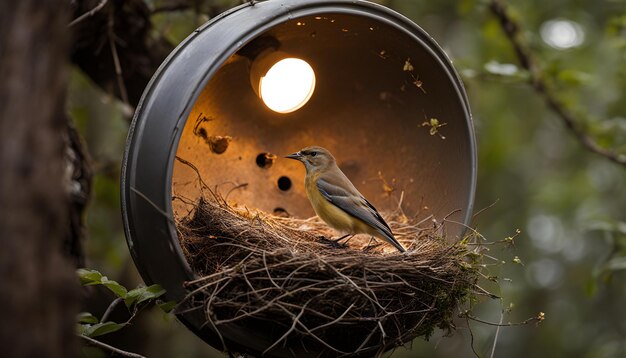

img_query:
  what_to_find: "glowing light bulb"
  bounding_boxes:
[259,58,315,113]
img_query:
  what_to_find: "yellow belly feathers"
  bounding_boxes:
[305,173,375,236]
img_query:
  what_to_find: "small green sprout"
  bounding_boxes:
[403,58,414,71]
[421,116,447,139]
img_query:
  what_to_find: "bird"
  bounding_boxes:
[285,146,406,253]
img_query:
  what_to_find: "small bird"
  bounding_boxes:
[286,146,406,253]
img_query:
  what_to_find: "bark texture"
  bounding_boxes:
[0,1,79,357]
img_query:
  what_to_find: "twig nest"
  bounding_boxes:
[178,196,477,357]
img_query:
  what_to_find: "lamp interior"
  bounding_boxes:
[172,13,472,237]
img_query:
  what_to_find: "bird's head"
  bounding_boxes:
[285,146,335,173]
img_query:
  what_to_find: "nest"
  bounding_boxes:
[176,192,478,357]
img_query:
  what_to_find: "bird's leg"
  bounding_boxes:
[318,234,351,248]
[332,234,351,243]
[363,236,382,253]
[341,234,355,246]
[333,234,355,248]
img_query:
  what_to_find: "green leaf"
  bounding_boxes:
[77,269,103,285]
[125,284,166,308]
[145,284,166,296]
[77,269,128,297]
[158,300,177,313]
[77,312,99,324]
[102,280,128,298]
[82,321,127,338]
[77,323,87,335]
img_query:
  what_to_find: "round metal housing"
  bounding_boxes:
[122,0,476,356]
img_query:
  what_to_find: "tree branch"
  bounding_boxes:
[70,0,174,108]
[462,311,545,327]
[100,297,124,323]
[69,0,231,110]
[107,9,130,107]
[80,335,147,358]
[68,0,108,27]
[489,0,626,167]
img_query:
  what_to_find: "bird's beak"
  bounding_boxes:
[285,151,302,161]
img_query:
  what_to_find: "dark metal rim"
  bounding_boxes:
[121,0,476,354]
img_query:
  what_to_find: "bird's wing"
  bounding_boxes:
[316,177,400,248]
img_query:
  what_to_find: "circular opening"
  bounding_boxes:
[124,2,476,356]
[273,207,289,217]
[255,152,276,168]
[259,58,316,113]
[277,176,292,191]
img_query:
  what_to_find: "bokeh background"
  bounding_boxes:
[71,0,626,356]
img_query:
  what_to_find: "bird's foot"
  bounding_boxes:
[363,243,382,253]
[363,236,381,253]
[332,234,350,243]
[318,236,346,249]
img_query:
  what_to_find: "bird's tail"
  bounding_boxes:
[378,230,406,253]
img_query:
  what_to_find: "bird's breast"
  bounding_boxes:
[305,174,356,233]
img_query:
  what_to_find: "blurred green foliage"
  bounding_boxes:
[69,0,626,357]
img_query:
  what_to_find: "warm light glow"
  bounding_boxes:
[259,58,315,113]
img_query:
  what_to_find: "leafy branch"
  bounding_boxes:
[76,269,174,358]
[458,227,545,357]
[488,0,626,167]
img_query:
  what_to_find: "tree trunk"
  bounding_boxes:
[0,1,79,357]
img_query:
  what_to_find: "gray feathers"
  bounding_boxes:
[316,176,406,253]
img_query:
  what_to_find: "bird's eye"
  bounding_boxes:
[310,151,317,157]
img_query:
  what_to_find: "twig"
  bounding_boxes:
[101,297,123,322]
[465,314,481,358]
[178,186,481,354]
[444,218,487,242]
[107,10,130,107]
[225,182,249,201]
[80,335,146,358]
[130,187,175,224]
[201,286,227,350]
[489,0,626,167]
[175,156,213,192]
[489,308,505,358]
[262,251,281,290]
[262,303,308,355]
[462,312,542,327]
[472,198,499,220]
[68,0,108,27]
[309,303,355,332]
